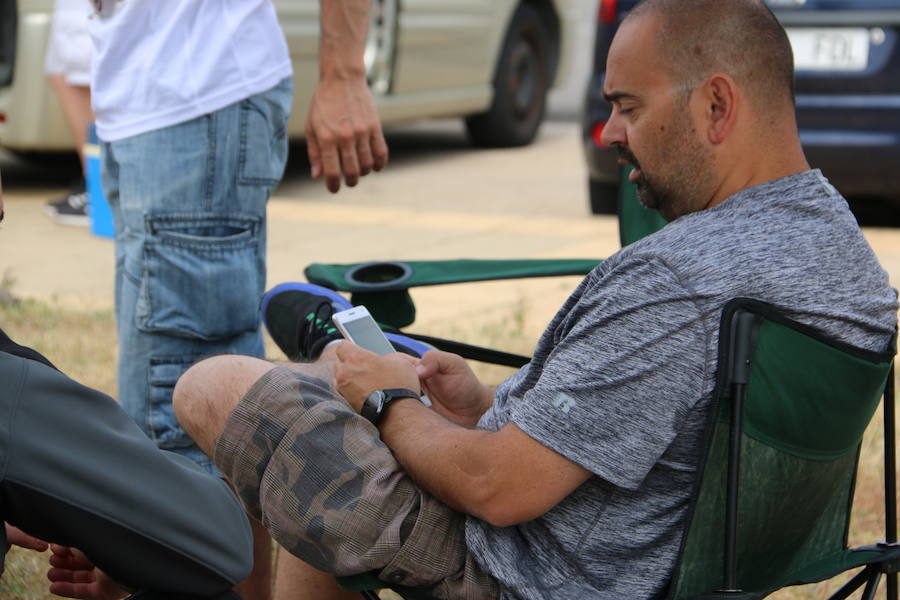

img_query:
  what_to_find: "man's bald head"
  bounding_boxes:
[627,0,795,111]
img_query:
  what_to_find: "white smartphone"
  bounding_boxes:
[332,306,395,356]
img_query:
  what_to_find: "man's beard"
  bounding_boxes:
[616,120,715,221]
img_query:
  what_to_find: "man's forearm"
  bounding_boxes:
[378,399,504,522]
[319,0,370,80]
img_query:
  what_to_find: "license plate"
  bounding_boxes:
[786,28,870,72]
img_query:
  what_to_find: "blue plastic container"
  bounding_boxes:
[85,124,114,239]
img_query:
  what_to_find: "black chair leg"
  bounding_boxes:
[829,566,875,600]
[861,570,882,600]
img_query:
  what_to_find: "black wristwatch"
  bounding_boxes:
[361,388,420,425]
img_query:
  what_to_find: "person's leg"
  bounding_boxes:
[174,351,500,600]
[237,518,274,600]
[105,76,292,469]
[175,350,374,600]
[105,78,293,598]
[274,548,359,600]
[105,116,263,473]
[173,353,279,458]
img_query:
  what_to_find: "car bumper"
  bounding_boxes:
[802,130,900,197]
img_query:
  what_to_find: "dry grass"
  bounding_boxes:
[0,297,896,600]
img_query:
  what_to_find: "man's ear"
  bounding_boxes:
[699,73,739,145]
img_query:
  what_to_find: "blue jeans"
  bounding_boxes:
[102,78,292,472]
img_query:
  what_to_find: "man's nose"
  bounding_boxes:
[600,109,625,148]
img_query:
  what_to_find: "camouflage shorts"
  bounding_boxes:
[214,366,499,600]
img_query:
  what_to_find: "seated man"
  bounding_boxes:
[0,175,252,598]
[172,1,899,598]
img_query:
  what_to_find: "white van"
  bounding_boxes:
[0,0,577,153]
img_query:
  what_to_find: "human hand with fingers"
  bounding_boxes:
[415,350,495,428]
[333,342,420,413]
[309,0,389,193]
[306,76,388,193]
[47,545,127,600]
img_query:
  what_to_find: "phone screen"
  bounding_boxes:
[341,316,395,355]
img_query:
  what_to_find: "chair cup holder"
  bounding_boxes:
[345,262,413,290]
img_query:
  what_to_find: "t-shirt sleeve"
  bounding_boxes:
[510,254,710,490]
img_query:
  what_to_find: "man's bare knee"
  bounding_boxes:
[173,355,274,457]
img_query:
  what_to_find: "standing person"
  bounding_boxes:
[44,0,94,226]
[89,2,387,598]
[173,0,898,598]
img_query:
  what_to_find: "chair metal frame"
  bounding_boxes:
[705,302,898,600]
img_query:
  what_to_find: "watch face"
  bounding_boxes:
[364,390,386,423]
[363,388,418,425]
[368,390,386,410]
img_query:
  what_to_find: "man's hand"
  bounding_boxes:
[310,0,388,193]
[333,342,419,412]
[47,545,127,600]
[306,77,388,193]
[4,523,48,552]
[416,351,494,427]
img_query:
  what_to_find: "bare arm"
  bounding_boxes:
[308,0,388,192]
[333,344,592,526]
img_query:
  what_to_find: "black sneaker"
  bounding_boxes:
[261,283,350,361]
[45,183,90,227]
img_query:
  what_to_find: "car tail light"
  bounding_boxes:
[598,0,618,25]
[592,121,607,148]
[0,113,6,123]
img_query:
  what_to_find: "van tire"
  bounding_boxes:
[465,3,550,148]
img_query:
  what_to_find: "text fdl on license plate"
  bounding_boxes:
[786,28,870,71]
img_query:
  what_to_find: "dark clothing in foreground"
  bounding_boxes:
[0,328,253,596]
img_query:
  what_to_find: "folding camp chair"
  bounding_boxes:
[332,299,898,600]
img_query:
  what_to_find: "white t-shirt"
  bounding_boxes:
[45,0,94,86]
[89,0,292,142]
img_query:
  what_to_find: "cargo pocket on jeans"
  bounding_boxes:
[138,214,262,340]
[148,357,194,448]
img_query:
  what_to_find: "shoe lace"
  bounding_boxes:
[68,193,88,210]
[297,299,339,359]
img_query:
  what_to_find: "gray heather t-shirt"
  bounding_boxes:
[465,170,897,599]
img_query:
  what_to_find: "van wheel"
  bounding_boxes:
[465,4,550,148]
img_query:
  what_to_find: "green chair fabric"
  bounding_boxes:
[618,166,668,247]
[670,298,899,600]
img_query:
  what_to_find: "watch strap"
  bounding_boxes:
[362,388,420,425]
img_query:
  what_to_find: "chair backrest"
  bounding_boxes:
[669,298,895,599]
